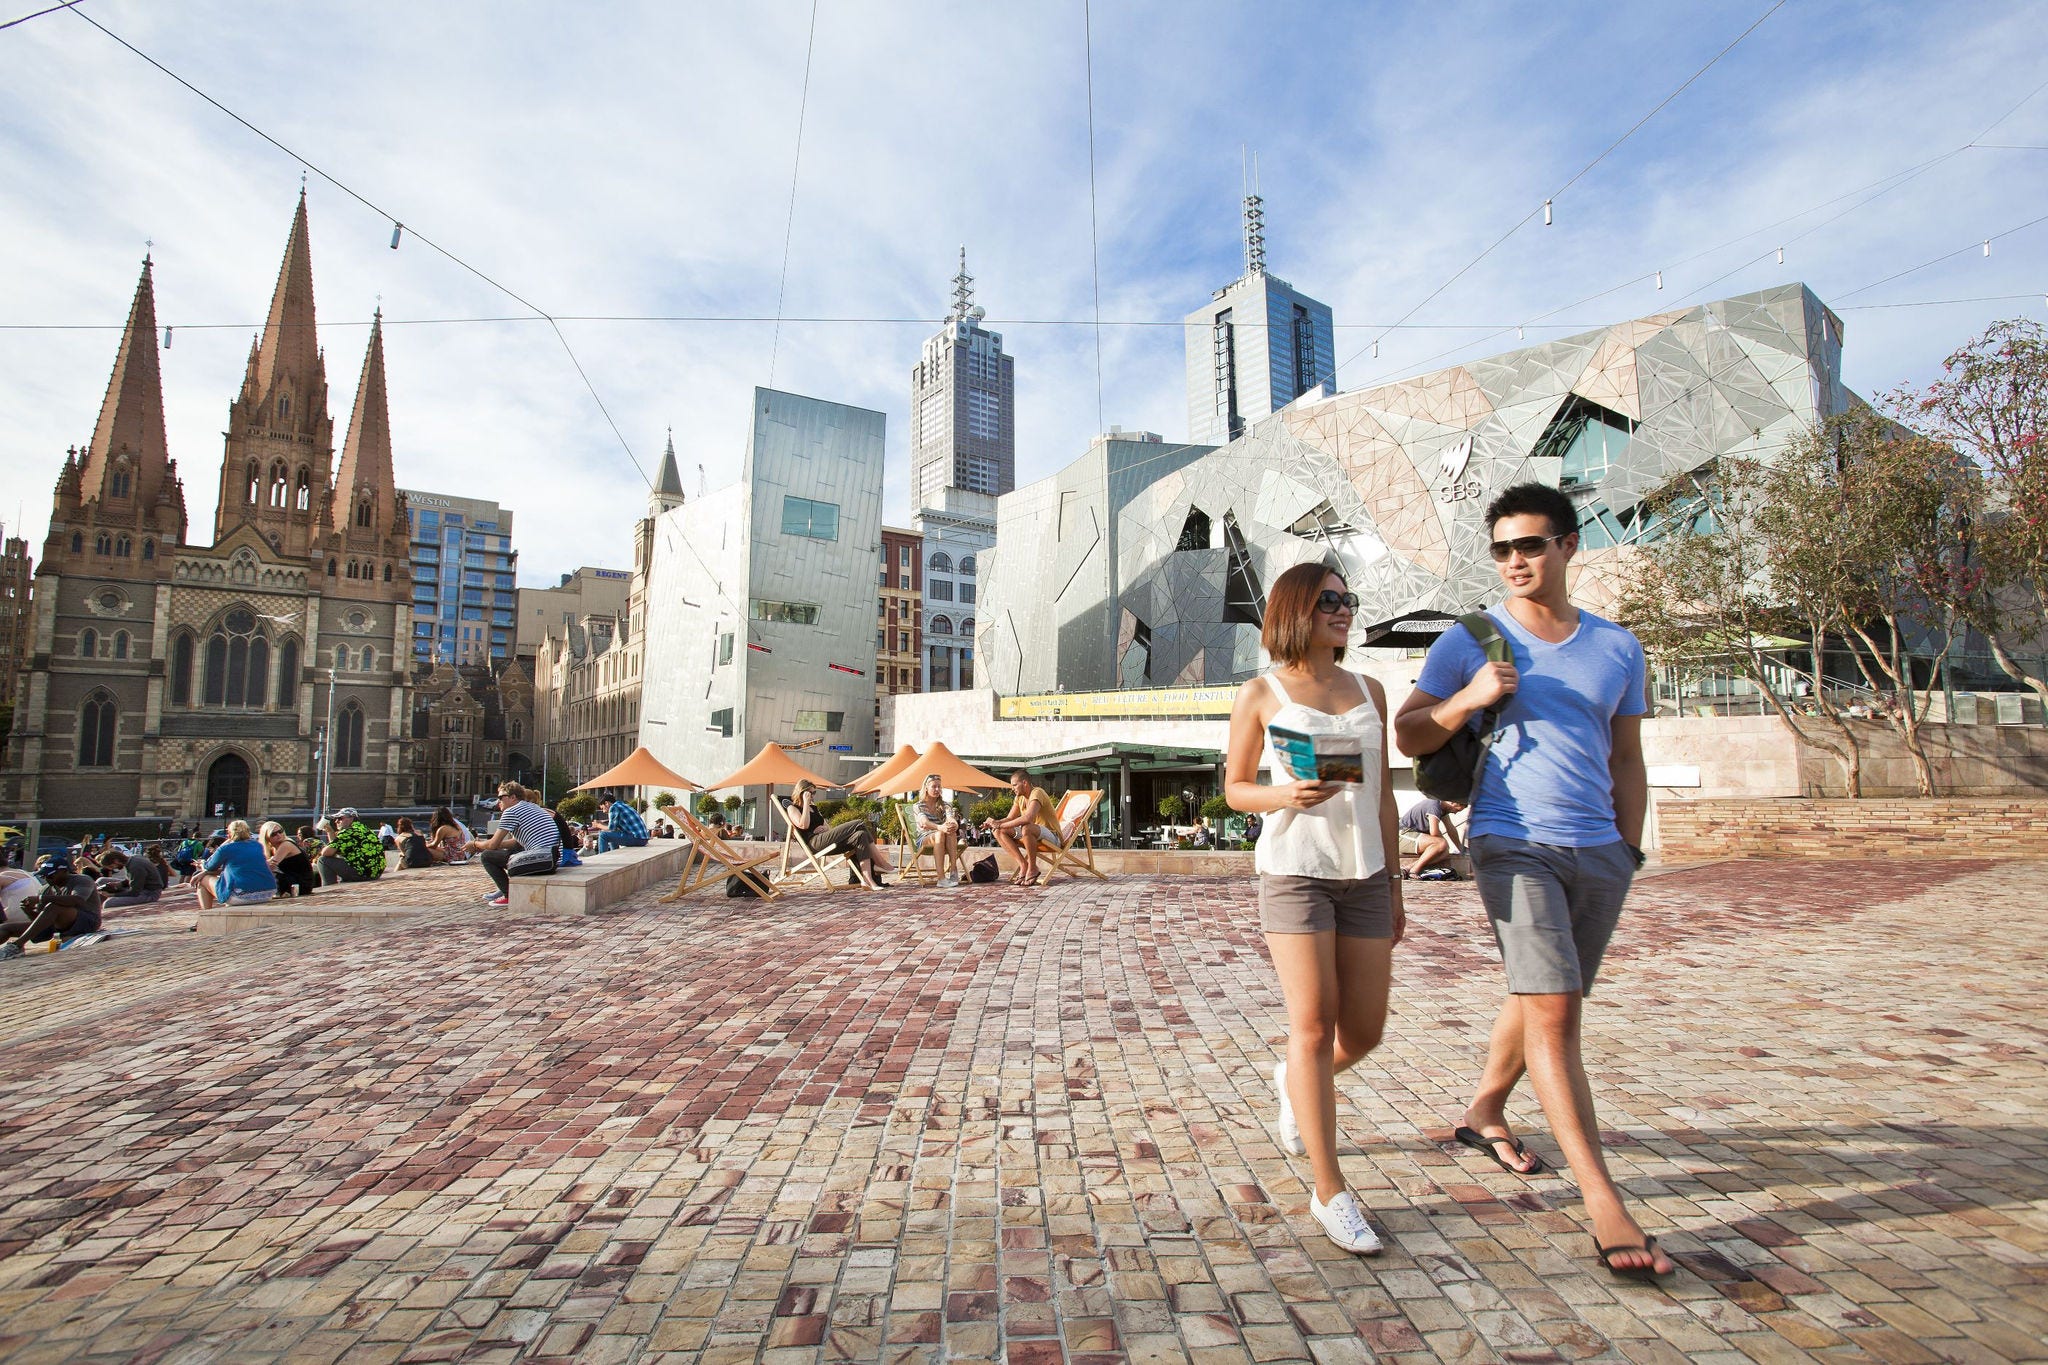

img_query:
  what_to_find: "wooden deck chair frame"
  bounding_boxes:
[662,809,782,901]
[770,795,875,892]
[1040,789,1108,881]
[890,799,942,886]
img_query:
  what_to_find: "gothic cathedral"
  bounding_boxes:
[2,194,415,821]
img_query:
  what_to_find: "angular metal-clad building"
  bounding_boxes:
[980,284,1847,694]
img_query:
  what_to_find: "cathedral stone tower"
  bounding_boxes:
[217,190,333,558]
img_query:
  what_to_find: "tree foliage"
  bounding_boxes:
[1887,318,2048,705]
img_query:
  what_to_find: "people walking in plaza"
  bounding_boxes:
[1395,481,1671,1280]
[914,774,968,887]
[594,796,648,853]
[194,821,278,911]
[466,782,560,908]
[983,769,1061,885]
[1225,561,1402,1256]
[316,809,385,886]
[262,821,319,897]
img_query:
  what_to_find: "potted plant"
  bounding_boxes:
[1200,794,1232,846]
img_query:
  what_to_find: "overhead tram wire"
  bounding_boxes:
[1831,208,2048,304]
[60,6,772,626]
[1341,72,2048,393]
[1333,0,1786,384]
[0,0,81,33]
[766,0,820,390]
[1082,0,1105,431]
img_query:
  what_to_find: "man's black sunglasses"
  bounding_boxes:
[1314,590,1360,613]
[1488,532,1572,562]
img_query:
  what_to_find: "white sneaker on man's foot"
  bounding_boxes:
[1309,1190,1383,1254]
[1273,1061,1305,1156]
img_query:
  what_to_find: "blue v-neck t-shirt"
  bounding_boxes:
[1413,607,1647,847]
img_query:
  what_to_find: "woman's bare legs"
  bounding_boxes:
[1265,931,1393,1202]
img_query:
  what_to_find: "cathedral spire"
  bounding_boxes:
[79,255,173,502]
[249,189,324,414]
[650,427,685,514]
[333,309,396,536]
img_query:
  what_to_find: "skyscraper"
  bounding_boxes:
[910,249,1015,511]
[401,490,519,664]
[1184,190,1334,445]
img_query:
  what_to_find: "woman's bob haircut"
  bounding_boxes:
[1260,561,1348,667]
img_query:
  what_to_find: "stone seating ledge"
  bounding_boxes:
[507,840,691,915]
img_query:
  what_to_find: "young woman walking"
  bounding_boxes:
[1225,562,1403,1255]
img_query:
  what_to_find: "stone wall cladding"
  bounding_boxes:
[1660,798,2048,859]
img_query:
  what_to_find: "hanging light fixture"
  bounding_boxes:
[1776,247,1785,264]
[1655,270,1664,290]
[1517,326,1524,340]
[1983,239,1991,257]
[162,326,173,348]
[1370,340,1379,359]
[390,222,404,250]
[1543,199,1553,226]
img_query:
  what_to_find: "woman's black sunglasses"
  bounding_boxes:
[1488,532,1571,562]
[1314,590,1360,614]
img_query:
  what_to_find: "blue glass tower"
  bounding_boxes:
[401,489,518,663]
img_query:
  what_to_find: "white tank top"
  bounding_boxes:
[1255,671,1386,881]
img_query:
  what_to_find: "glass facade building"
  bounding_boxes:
[401,489,519,664]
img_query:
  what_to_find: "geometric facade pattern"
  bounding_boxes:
[983,284,1847,693]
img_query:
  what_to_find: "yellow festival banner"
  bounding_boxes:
[997,686,1237,720]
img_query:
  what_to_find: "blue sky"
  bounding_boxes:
[3,0,2044,583]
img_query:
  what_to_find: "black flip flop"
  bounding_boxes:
[1452,1126,1547,1174]
[1594,1234,1671,1281]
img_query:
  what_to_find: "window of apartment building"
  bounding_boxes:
[877,629,887,651]
[959,583,975,604]
[927,579,953,602]
[751,599,820,625]
[877,597,887,619]
[793,710,845,733]
[718,633,735,665]
[878,566,889,585]
[780,496,840,541]
[899,545,911,568]
[959,555,976,576]
[709,707,734,737]
[966,388,1002,440]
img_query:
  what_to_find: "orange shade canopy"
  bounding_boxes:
[847,744,919,794]
[573,746,701,792]
[705,742,835,792]
[877,741,1009,796]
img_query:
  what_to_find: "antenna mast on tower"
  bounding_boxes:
[1242,150,1266,278]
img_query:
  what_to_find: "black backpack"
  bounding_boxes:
[1412,613,1510,803]
[967,855,999,884]
[725,873,762,898]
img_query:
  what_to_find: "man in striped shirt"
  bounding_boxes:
[595,798,647,853]
[465,782,561,908]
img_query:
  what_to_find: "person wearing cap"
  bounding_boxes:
[317,808,385,885]
[3,857,102,944]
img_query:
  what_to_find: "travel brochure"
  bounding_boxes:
[1266,724,1366,784]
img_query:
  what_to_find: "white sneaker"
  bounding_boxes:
[1309,1190,1383,1255]
[1274,1061,1305,1156]
[938,873,957,888]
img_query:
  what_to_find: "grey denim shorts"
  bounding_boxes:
[1470,834,1635,995]
[1258,871,1393,939]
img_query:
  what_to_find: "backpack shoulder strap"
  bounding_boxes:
[1458,612,1509,663]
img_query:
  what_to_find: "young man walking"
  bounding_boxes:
[1394,481,1673,1279]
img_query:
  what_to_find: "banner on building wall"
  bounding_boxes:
[998,686,1237,720]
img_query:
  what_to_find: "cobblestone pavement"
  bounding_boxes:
[0,858,2043,1364]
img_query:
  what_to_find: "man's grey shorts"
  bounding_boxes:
[1258,871,1393,939]
[1470,834,1635,995]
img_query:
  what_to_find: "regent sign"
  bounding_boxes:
[998,685,1237,720]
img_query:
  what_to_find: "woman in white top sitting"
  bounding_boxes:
[913,774,967,887]
[1224,562,1403,1257]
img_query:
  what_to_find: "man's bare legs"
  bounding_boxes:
[1406,833,1450,877]
[1268,932,1392,1203]
[1467,991,1673,1274]
[989,827,1029,882]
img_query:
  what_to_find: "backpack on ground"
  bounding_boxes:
[968,855,999,884]
[725,873,762,898]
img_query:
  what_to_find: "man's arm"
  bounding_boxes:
[1609,714,1647,851]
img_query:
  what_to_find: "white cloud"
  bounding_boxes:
[2,0,2042,582]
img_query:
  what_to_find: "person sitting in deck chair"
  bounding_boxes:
[983,769,1062,886]
[914,774,968,888]
[789,780,892,887]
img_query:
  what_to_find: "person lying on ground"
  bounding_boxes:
[97,848,164,909]
[263,821,319,897]
[195,820,278,911]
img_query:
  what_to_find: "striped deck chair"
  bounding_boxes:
[771,794,875,892]
[662,809,781,901]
